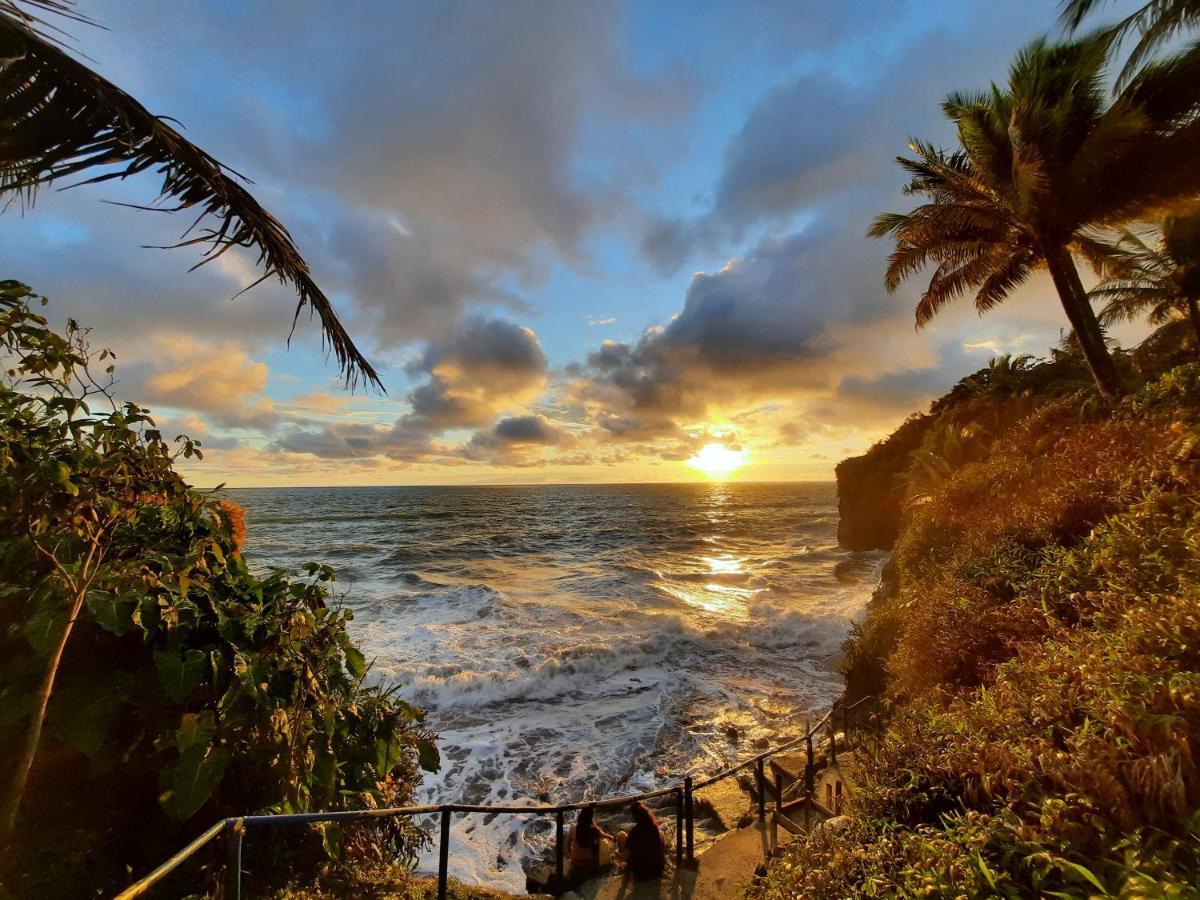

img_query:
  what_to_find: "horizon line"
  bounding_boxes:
[197,477,838,491]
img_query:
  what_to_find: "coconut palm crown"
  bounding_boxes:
[869,32,1200,398]
[1061,0,1200,85]
[1086,212,1200,352]
[0,1,381,389]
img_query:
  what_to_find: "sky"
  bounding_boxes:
[2,0,1146,486]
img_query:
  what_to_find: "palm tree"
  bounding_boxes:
[1085,212,1200,353]
[869,33,1200,399]
[0,1,380,389]
[1061,0,1200,85]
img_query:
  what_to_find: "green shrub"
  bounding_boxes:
[0,282,438,897]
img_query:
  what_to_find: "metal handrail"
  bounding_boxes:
[114,695,877,900]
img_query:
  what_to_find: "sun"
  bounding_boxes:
[687,443,749,480]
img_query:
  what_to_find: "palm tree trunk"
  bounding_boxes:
[1187,296,1200,357]
[1045,247,1124,399]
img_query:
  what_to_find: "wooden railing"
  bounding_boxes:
[113,695,878,900]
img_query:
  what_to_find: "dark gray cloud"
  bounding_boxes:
[272,421,435,461]
[491,416,568,446]
[399,317,548,431]
[274,316,548,461]
[461,414,572,465]
[572,224,903,437]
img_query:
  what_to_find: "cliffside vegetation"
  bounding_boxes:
[0,283,436,897]
[761,344,1200,896]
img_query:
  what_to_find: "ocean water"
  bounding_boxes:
[227,482,884,891]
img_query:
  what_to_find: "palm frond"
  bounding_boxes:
[974,250,1035,315]
[1061,0,1200,87]
[0,4,381,390]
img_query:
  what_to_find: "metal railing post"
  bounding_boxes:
[555,809,565,891]
[755,757,766,822]
[224,818,243,900]
[805,731,815,794]
[438,807,451,900]
[684,775,695,863]
[775,765,784,815]
[675,787,684,866]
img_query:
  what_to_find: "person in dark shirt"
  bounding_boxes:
[616,800,666,881]
[568,804,614,875]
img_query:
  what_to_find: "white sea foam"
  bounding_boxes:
[230,482,885,892]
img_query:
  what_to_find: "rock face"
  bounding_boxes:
[835,413,933,551]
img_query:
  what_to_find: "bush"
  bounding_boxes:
[0,282,438,897]
[761,361,1200,897]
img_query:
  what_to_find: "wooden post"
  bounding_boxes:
[675,788,684,866]
[438,807,451,900]
[555,809,565,892]
[805,732,815,794]
[684,775,695,863]
[224,818,243,900]
[755,757,766,822]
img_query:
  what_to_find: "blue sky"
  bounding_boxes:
[0,0,1147,485]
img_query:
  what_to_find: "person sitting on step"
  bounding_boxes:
[616,800,666,881]
[568,804,615,875]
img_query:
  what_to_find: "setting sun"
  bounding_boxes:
[687,443,749,479]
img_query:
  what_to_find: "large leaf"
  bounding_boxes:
[417,739,441,774]
[154,648,207,702]
[86,590,137,636]
[162,745,228,820]
[176,711,216,753]
[22,601,64,656]
[51,673,133,772]
[344,645,367,681]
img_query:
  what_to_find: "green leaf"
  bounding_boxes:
[23,603,64,657]
[176,711,217,753]
[417,740,440,774]
[155,649,207,702]
[319,822,342,858]
[86,591,137,636]
[162,745,228,820]
[344,646,367,681]
[1059,859,1108,895]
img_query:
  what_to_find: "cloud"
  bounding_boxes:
[462,414,573,465]
[130,337,278,430]
[640,2,1050,275]
[1,1,696,388]
[275,316,549,461]
[570,225,916,439]
[400,317,548,430]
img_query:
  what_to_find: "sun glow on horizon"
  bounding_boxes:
[686,443,749,480]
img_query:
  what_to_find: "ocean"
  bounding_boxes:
[227,481,884,891]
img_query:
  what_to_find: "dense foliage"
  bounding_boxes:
[756,359,1200,897]
[0,282,436,897]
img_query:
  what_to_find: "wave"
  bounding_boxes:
[232,482,867,891]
